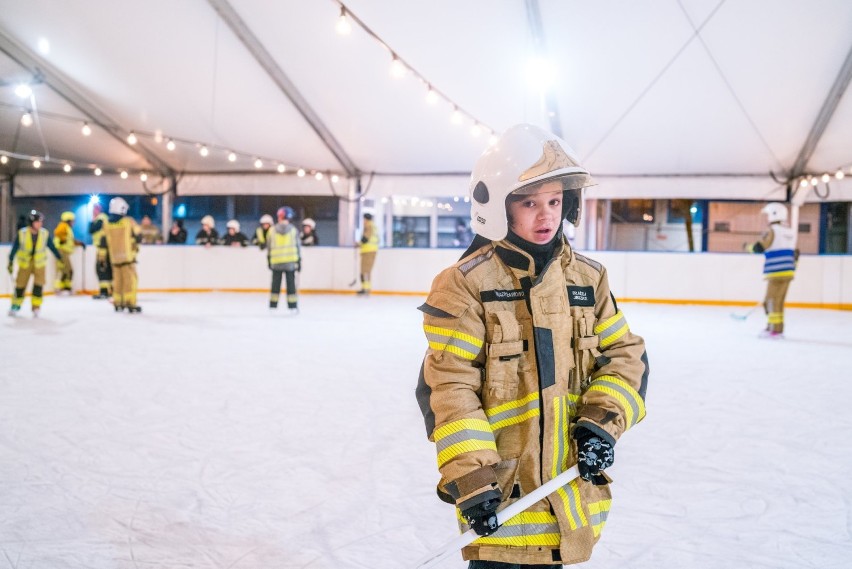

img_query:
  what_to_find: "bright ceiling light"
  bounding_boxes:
[94,167,102,176]
[14,84,32,98]
[335,8,352,35]
[836,170,845,180]
[297,168,306,177]
[798,178,808,188]
[277,164,286,173]
[127,132,137,145]
[32,158,41,168]
[821,173,830,183]
[199,145,209,157]
[470,124,482,137]
[81,122,92,136]
[810,177,818,186]
[488,134,498,145]
[525,56,557,92]
[140,172,148,182]
[425,87,439,105]
[228,152,237,162]
[37,38,50,55]
[331,174,339,183]
[390,56,407,78]
[20,112,33,127]
[315,172,324,180]
[450,108,462,125]
[254,158,263,169]
[166,139,176,151]
[120,171,128,179]
[0,155,8,164]
[89,194,100,204]
[63,164,71,173]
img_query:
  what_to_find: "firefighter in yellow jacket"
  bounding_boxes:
[88,201,113,299]
[415,124,649,568]
[745,202,797,338]
[267,206,301,314]
[356,212,379,295]
[7,210,62,317]
[53,211,84,293]
[103,197,142,313]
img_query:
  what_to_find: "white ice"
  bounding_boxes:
[2,293,852,568]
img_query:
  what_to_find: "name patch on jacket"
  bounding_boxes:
[480,289,526,303]
[567,286,595,307]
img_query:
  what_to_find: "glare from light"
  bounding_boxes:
[89,194,100,205]
[821,173,830,183]
[463,196,470,202]
[690,206,698,214]
[127,132,137,145]
[199,145,209,157]
[120,171,128,179]
[425,87,439,105]
[32,159,41,168]
[453,196,459,202]
[450,108,462,125]
[331,174,339,183]
[228,152,237,162]
[799,178,809,188]
[525,56,557,92]
[297,168,306,177]
[335,9,352,35]
[154,130,163,143]
[94,168,102,176]
[140,172,148,182]
[254,158,263,169]
[488,134,498,145]
[14,84,32,98]
[0,155,8,164]
[277,163,286,173]
[176,204,187,218]
[836,170,845,180]
[315,172,324,181]
[470,124,482,137]
[20,112,33,127]
[63,164,71,173]
[37,38,50,55]
[381,197,389,204]
[810,177,819,186]
[390,56,407,78]
[166,139,176,151]
[81,122,92,136]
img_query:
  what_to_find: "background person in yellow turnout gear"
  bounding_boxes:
[357,212,379,295]
[7,210,62,317]
[53,211,84,293]
[88,201,113,299]
[252,214,273,248]
[415,124,649,568]
[745,202,798,339]
[267,206,301,314]
[103,197,142,313]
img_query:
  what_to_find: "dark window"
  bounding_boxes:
[611,199,655,223]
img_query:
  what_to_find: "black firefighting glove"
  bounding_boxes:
[6,262,12,274]
[574,426,614,485]
[360,235,368,244]
[459,489,502,536]
[296,261,301,272]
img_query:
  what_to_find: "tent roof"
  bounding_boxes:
[1,1,852,198]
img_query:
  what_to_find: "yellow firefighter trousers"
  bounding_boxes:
[763,277,792,333]
[12,266,46,309]
[55,251,73,290]
[112,263,138,307]
[359,251,377,291]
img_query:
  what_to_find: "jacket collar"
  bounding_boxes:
[494,236,572,276]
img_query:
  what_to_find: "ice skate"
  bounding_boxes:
[7,307,19,317]
[92,292,110,300]
[126,305,142,314]
[287,307,299,316]
[114,304,125,312]
[758,329,784,340]
[31,308,40,318]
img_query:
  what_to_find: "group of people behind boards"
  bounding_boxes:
[194,215,319,249]
[7,197,141,317]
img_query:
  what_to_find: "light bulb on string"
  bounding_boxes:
[32,158,41,169]
[20,112,33,127]
[277,164,286,173]
[470,123,482,137]
[81,122,92,136]
[228,152,237,162]
[821,173,830,183]
[450,107,462,125]
[120,171,128,179]
[63,164,71,173]
[14,84,32,98]
[0,155,8,165]
[127,132,137,145]
[297,168,306,177]
[799,178,809,188]
[810,177,818,186]
[154,130,163,143]
[488,133,498,146]
[166,139,176,151]
[331,174,339,183]
[315,172,324,181]
[199,145,209,157]
[390,55,407,78]
[140,172,148,182]
[836,170,845,180]
[335,7,352,35]
[94,167,102,176]
[425,87,439,105]
[254,158,263,169]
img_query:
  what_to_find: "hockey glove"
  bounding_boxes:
[7,262,12,275]
[459,489,502,536]
[574,426,614,485]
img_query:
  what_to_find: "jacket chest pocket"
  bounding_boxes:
[485,310,525,400]
[571,307,600,388]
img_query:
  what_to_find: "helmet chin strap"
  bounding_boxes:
[562,189,582,226]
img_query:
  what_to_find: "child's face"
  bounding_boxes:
[507,180,563,244]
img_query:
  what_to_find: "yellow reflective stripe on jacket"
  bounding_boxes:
[53,221,76,253]
[551,394,579,477]
[587,375,646,428]
[588,498,611,537]
[486,392,539,431]
[434,418,496,467]
[15,228,49,269]
[594,310,629,349]
[469,511,561,547]
[269,227,299,264]
[424,324,483,360]
[555,479,588,531]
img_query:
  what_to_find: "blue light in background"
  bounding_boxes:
[175,204,186,218]
[89,194,100,205]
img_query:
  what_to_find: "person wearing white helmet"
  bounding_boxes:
[745,202,798,338]
[7,210,62,317]
[195,215,219,247]
[300,217,319,246]
[252,214,274,249]
[220,219,249,247]
[415,124,649,568]
[52,210,85,294]
[266,206,301,314]
[88,201,113,299]
[103,197,142,313]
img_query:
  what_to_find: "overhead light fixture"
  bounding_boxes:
[335,7,352,35]
[277,163,286,173]
[0,155,8,165]
[14,84,32,98]
[821,173,830,183]
[525,56,556,92]
[315,172,324,181]
[32,158,41,168]
[425,87,439,105]
[799,178,809,188]
[199,145,209,157]
[470,124,482,137]
[127,131,137,145]
[20,112,33,127]
[254,158,263,169]
[836,170,845,180]
[63,164,71,173]
[228,152,237,162]
[390,55,407,78]
[166,139,176,151]
[120,170,128,179]
[450,108,462,125]
[140,172,148,182]
[94,167,102,176]
[810,177,819,186]
[297,168,306,177]
[331,174,339,183]
[37,38,50,55]
[81,122,92,136]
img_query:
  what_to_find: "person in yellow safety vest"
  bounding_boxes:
[103,197,142,313]
[7,210,62,317]
[267,206,301,314]
[357,212,379,295]
[252,214,274,249]
[88,202,113,299]
[415,124,649,568]
[53,211,85,293]
[745,202,798,339]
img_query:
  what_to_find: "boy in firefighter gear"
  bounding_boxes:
[220,219,249,247]
[7,210,62,317]
[415,124,649,568]
[267,206,301,314]
[88,202,113,299]
[745,202,797,338]
[195,215,219,246]
[300,217,319,246]
[103,197,142,313]
[357,212,378,295]
[53,211,84,293]
[252,214,274,248]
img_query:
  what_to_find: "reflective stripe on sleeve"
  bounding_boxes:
[423,324,483,360]
[587,375,646,428]
[434,418,496,467]
[593,310,629,349]
[588,499,611,537]
[485,392,539,431]
[556,479,588,530]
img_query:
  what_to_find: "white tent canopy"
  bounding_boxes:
[1,0,852,201]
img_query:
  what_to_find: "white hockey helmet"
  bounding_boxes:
[302,218,316,229]
[108,197,129,215]
[226,219,240,231]
[259,214,274,225]
[201,215,215,227]
[469,124,595,241]
[761,202,788,223]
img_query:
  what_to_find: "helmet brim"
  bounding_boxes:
[510,172,597,195]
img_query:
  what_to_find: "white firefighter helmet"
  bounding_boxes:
[201,215,215,227]
[108,197,129,215]
[302,218,316,229]
[259,214,274,225]
[761,202,788,223]
[469,124,595,241]
[226,219,240,231]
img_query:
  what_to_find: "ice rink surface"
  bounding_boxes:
[3,292,852,568]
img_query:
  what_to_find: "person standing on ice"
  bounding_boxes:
[7,210,62,317]
[103,197,142,313]
[267,206,301,314]
[356,212,378,295]
[252,214,274,248]
[53,211,84,294]
[745,202,798,339]
[88,201,113,300]
[415,124,649,568]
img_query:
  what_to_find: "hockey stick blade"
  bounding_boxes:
[414,465,580,569]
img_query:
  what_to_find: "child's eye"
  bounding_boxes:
[549,199,561,206]
[523,200,536,208]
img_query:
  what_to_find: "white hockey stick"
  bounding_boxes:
[414,465,580,569]
[730,302,762,321]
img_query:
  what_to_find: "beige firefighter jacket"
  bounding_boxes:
[416,237,648,565]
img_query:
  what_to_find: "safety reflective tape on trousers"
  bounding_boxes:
[423,324,483,360]
[588,499,611,537]
[464,511,561,547]
[586,375,646,428]
[556,479,588,530]
[485,392,540,431]
[768,312,784,323]
[593,310,629,349]
[434,418,496,467]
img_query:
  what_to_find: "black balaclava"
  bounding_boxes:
[505,228,561,276]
